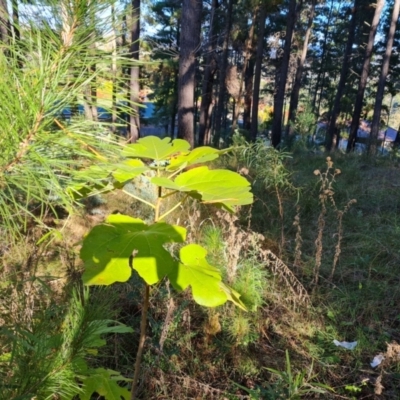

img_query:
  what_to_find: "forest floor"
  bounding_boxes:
[1,147,400,399]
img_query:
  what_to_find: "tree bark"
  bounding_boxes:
[311,0,334,113]
[325,0,360,151]
[271,0,298,148]
[287,0,316,138]
[243,57,255,131]
[231,6,257,134]
[177,0,202,148]
[198,0,218,146]
[128,0,141,143]
[346,0,384,152]
[111,2,117,133]
[214,0,233,142]
[369,0,400,155]
[0,0,9,45]
[250,4,267,141]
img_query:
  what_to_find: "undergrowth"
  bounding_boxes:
[2,143,400,399]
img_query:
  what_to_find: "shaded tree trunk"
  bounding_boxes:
[214,0,233,142]
[177,0,202,148]
[312,0,334,112]
[250,4,267,141]
[369,0,400,155]
[128,0,141,142]
[271,0,298,147]
[0,0,10,45]
[347,0,384,152]
[326,0,360,151]
[198,0,218,146]
[287,0,316,138]
[11,0,19,42]
[243,57,255,131]
[231,6,257,134]
[111,2,117,133]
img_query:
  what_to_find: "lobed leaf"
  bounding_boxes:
[166,146,220,171]
[152,166,253,211]
[169,244,246,309]
[80,214,186,286]
[122,136,191,162]
[79,368,131,400]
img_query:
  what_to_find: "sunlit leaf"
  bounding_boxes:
[168,244,243,308]
[166,146,220,171]
[80,215,186,286]
[152,166,253,211]
[111,159,148,183]
[79,368,131,400]
[122,136,191,162]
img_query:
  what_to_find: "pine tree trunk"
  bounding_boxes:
[0,0,10,45]
[111,2,117,134]
[287,0,315,138]
[312,0,334,112]
[271,0,298,148]
[325,0,360,151]
[214,0,233,142]
[198,0,218,146]
[231,7,257,135]
[347,0,384,152]
[177,0,202,148]
[243,57,255,131]
[250,4,267,142]
[128,0,141,143]
[369,0,400,155]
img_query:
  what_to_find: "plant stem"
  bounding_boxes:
[130,284,150,400]
[158,195,188,221]
[123,189,156,209]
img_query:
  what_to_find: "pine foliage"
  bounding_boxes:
[0,0,127,239]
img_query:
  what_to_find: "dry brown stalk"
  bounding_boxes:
[293,206,302,271]
[260,248,310,305]
[330,199,357,280]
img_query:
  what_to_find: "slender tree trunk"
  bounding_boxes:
[90,1,98,122]
[243,57,255,131]
[214,0,233,140]
[199,0,218,145]
[0,0,10,45]
[369,0,400,155]
[326,0,360,151]
[231,7,257,134]
[271,0,298,148]
[347,0,384,152]
[128,0,141,142]
[204,101,214,144]
[11,0,19,42]
[111,3,117,133]
[177,0,202,148]
[287,0,316,138]
[170,23,180,139]
[312,0,334,112]
[250,4,267,141]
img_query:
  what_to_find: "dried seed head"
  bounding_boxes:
[313,169,320,176]
[335,169,341,175]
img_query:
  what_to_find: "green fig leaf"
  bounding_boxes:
[169,244,228,307]
[219,282,247,311]
[152,166,253,211]
[111,159,148,183]
[166,146,220,171]
[79,368,131,400]
[122,136,191,162]
[81,215,186,286]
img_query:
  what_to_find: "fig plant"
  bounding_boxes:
[74,136,253,399]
